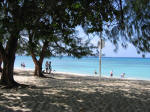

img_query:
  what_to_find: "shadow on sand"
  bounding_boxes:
[0,72,150,112]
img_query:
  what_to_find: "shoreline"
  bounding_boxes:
[14,56,150,82]
[14,67,150,82]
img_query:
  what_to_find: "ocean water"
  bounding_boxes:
[14,56,150,80]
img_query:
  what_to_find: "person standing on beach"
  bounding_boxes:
[110,71,113,77]
[45,61,49,73]
[94,70,97,75]
[48,61,52,74]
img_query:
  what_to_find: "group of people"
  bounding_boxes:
[110,70,126,78]
[45,61,52,74]
[20,61,52,74]
[94,70,126,78]
[21,62,26,68]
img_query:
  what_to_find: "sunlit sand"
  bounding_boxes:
[0,68,150,112]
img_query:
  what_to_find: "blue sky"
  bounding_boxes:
[76,26,150,58]
[102,42,150,57]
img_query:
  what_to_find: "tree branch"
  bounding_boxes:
[0,42,6,60]
[54,41,69,53]
[39,40,49,64]
[119,0,124,25]
[28,32,38,65]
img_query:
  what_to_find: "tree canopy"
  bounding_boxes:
[104,0,150,55]
[125,0,150,55]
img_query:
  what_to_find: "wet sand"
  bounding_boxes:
[0,69,150,112]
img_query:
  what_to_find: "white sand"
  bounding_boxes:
[0,69,150,112]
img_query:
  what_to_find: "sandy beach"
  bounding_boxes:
[0,68,150,112]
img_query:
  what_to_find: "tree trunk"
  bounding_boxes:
[30,49,45,77]
[34,62,44,77]
[1,55,16,86]
[0,54,2,72]
[29,35,49,77]
[0,37,18,86]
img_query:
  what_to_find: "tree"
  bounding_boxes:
[19,25,94,77]
[0,1,72,86]
[24,0,120,77]
[104,0,150,55]
[124,0,150,56]
[0,0,57,86]
[18,1,97,77]
[0,0,24,86]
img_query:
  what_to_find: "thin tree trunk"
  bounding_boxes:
[29,45,45,77]
[29,34,49,77]
[30,50,45,77]
[34,62,44,77]
[31,50,47,77]
[0,36,19,86]
[0,54,2,72]
[29,43,45,77]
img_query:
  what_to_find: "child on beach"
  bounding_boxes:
[121,73,125,78]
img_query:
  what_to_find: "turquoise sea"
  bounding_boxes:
[14,56,150,80]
